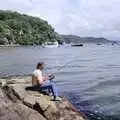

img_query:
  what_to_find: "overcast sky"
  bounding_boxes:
[0,0,120,40]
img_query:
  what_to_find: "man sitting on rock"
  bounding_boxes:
[32,62,61,101]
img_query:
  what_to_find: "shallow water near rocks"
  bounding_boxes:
[0,44,120,119]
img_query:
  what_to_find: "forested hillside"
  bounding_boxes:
[61,35,112,44]
[0,10,61,45]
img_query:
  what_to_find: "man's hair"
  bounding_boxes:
[36,62,44,69]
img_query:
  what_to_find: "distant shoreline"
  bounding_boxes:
[0,44,42,48]
[0,44,21,48]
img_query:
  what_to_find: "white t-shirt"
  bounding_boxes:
[32,69,42,86]
[33,69,42,77]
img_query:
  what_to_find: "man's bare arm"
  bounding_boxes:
[37,75,48,85]
[42,75,49,81]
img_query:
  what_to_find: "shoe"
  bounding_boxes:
[54,97,62,101]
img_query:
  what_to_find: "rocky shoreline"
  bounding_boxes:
[0,44,21,48]
[0,76,87,120]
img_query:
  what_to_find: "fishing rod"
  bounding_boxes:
[47,57,81,81]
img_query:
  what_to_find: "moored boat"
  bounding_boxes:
[96,43,102,45]
[71,43,84,47]
[42,41,59,48]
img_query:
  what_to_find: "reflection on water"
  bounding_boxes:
[0,44,120,119]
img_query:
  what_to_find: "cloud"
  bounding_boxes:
[0,0,120,39]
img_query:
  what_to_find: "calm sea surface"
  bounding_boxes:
[0,44,120,119]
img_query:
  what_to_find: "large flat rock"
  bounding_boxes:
[0,88,46,120]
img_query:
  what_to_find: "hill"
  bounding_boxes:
[61,35,112,44]
[0,10,113,46]
[0,10,61,45]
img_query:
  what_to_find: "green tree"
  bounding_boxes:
[0,10,62,45]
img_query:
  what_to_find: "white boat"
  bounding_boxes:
[42,41,59,48]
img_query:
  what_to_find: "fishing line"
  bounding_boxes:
[47,57,80,73]
[45,56,82,81]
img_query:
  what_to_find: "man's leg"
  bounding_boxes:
[50,82,58,99]
[40,81,59,99]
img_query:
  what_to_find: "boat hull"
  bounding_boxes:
[42,45,59,48]
[71,44,83,47]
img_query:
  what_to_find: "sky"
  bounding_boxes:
[0,0,120,40]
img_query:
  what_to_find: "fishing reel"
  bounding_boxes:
[48,74,55,81]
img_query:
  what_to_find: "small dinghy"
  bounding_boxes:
[96,43,102,45]
[71,43,84,47]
